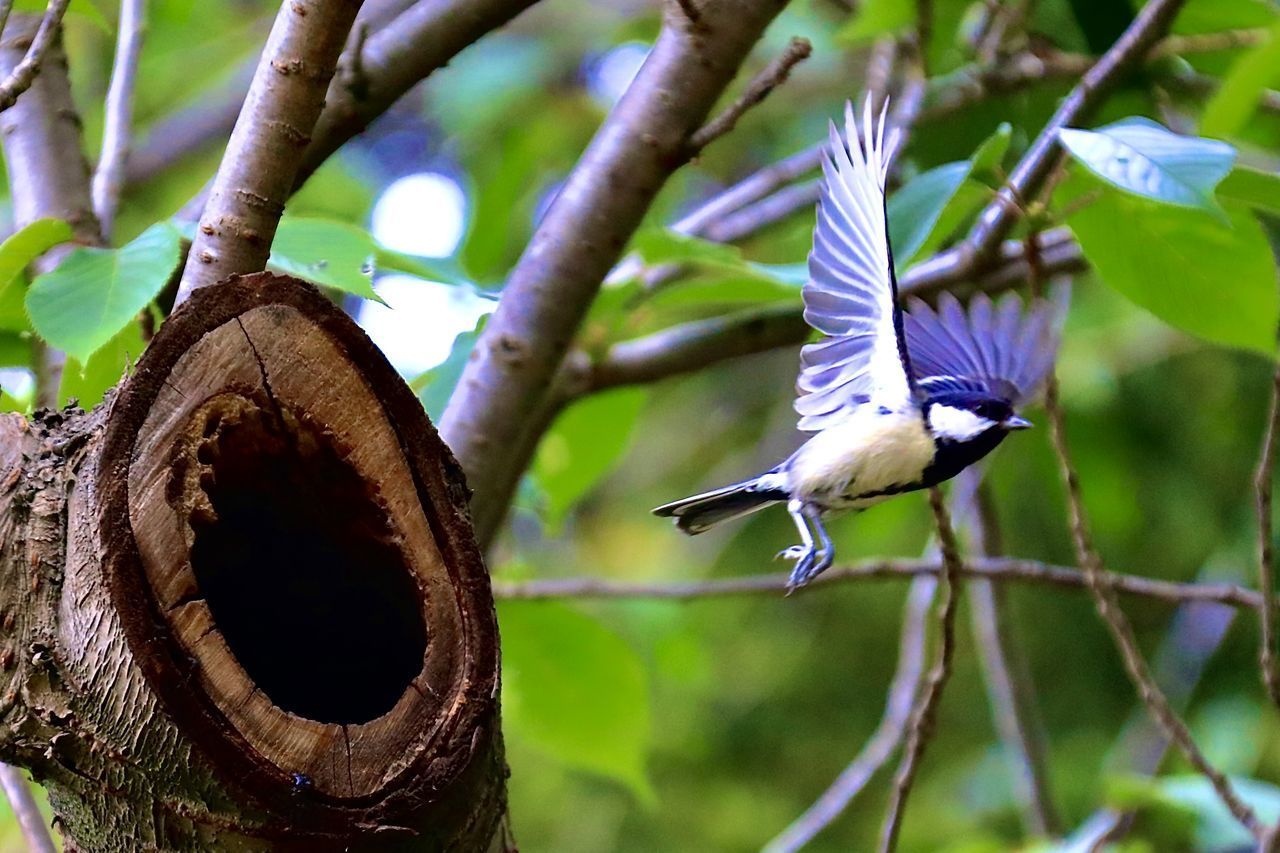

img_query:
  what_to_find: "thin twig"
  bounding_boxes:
[0,14,101,407]
[92,0,146,241]
[0,0,70,113]
[0,764,54,853]
[878,488,964,852]
[440,0,792,546]
[175,0,363,303]
[1030,234,1263,838]
[965,0,1187,262]
[492,555,1263,610]
[1255,357,1280,707]
[0,2,14,41]
[763,575,936,853]
[688,36,812,152]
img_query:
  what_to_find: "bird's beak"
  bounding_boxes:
[1002,415,1033,430]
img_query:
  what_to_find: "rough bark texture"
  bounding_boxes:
[176,0,363,302]
[0,274,504,851]
[0,14,102,407]
[439,0,791,543]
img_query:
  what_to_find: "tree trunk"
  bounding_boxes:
[0,273,505,851]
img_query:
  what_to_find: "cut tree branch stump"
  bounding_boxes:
[0,273,504,851]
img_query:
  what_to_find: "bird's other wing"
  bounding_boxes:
[903,284,1069,407]
[794,97,912,433]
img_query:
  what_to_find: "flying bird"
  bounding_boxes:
[654,99,1063,590]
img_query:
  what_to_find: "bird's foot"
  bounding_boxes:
[775,545,808,562]
[784,546,834,594]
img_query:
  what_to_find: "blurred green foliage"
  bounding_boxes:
[3,0,1280,850]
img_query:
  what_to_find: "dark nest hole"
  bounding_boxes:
[186,402,427,724]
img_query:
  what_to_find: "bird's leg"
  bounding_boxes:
[798,504,834,584]
[777,499,813,564]
[779,500,836,591]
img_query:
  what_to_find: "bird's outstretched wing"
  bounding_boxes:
[795,98,912,433]
[903,286,1068,407]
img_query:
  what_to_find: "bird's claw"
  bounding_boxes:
[783,545,834,594]
[775,545,808,562]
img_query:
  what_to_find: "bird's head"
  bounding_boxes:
[925,391,1031,444]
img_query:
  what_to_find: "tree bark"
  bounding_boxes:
[0,274,504,851]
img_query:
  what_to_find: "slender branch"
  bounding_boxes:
[878,488,964,852]
[124,0,420,187]
[687,36,811,152]
[965,0,1187,261]
[492,556,1264,610]
[1153,27,1267,58]
[440,0,791,547]
[954,468,1058,837]
[581,229,1084,396]
[92,0,146,241]
[0,765,54,853]
[0,14,102,406]
[1256,358,1280,707]
[174,0,362,303]
[582,305,810,395]
[294,0,546,193]
[1035,262,1263,838]
[763,575,936,853]
[0,0,69,113]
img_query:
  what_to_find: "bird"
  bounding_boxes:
[653,98,1063,591]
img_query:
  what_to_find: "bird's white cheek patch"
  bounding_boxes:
[929,405,993,442]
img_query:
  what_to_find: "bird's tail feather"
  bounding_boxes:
[653,475,787,535]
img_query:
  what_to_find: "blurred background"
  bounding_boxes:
[4,0,1280,850]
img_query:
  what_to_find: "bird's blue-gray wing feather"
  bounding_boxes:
[904,286,1067,406]
[796,99,912,432]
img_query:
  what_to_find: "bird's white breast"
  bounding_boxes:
[787,408,934,506]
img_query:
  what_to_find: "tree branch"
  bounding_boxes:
[964,0,1187,262]
[174,0,362,303]
[492,556,1264,610]
[440,0,792,546]
[0,13,102,406]
[1256,358,1280,707]
[92,0,145,241]
[0,0,68,114]
[1039,319,1263,837]
[763,575,936,853]
[580,229,1083,395]
[687,35,811,152]
[878,488,964,852]
[294,0,545,193]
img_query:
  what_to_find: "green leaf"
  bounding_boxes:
[269,219,382,302]
[0,332,30,368]
[1202,22,1280,137]
[1218,165,1280,214]
[1065,176,1278,354]
[26,222,180,364]
[889,125,1010,270]
[0,219,74,333]
[1174,0,1278,34]
[1058,118,1236,212]
[888,161,970,267]
[373,246,467,286]
[1156,776,1280,852]
[533,387,648,527]
[971,122,1013,175]
[632,228,745,269]
[60,320,147,408]
[414,316,486,421]
[499,600,653,800]
[837,0,912,42]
